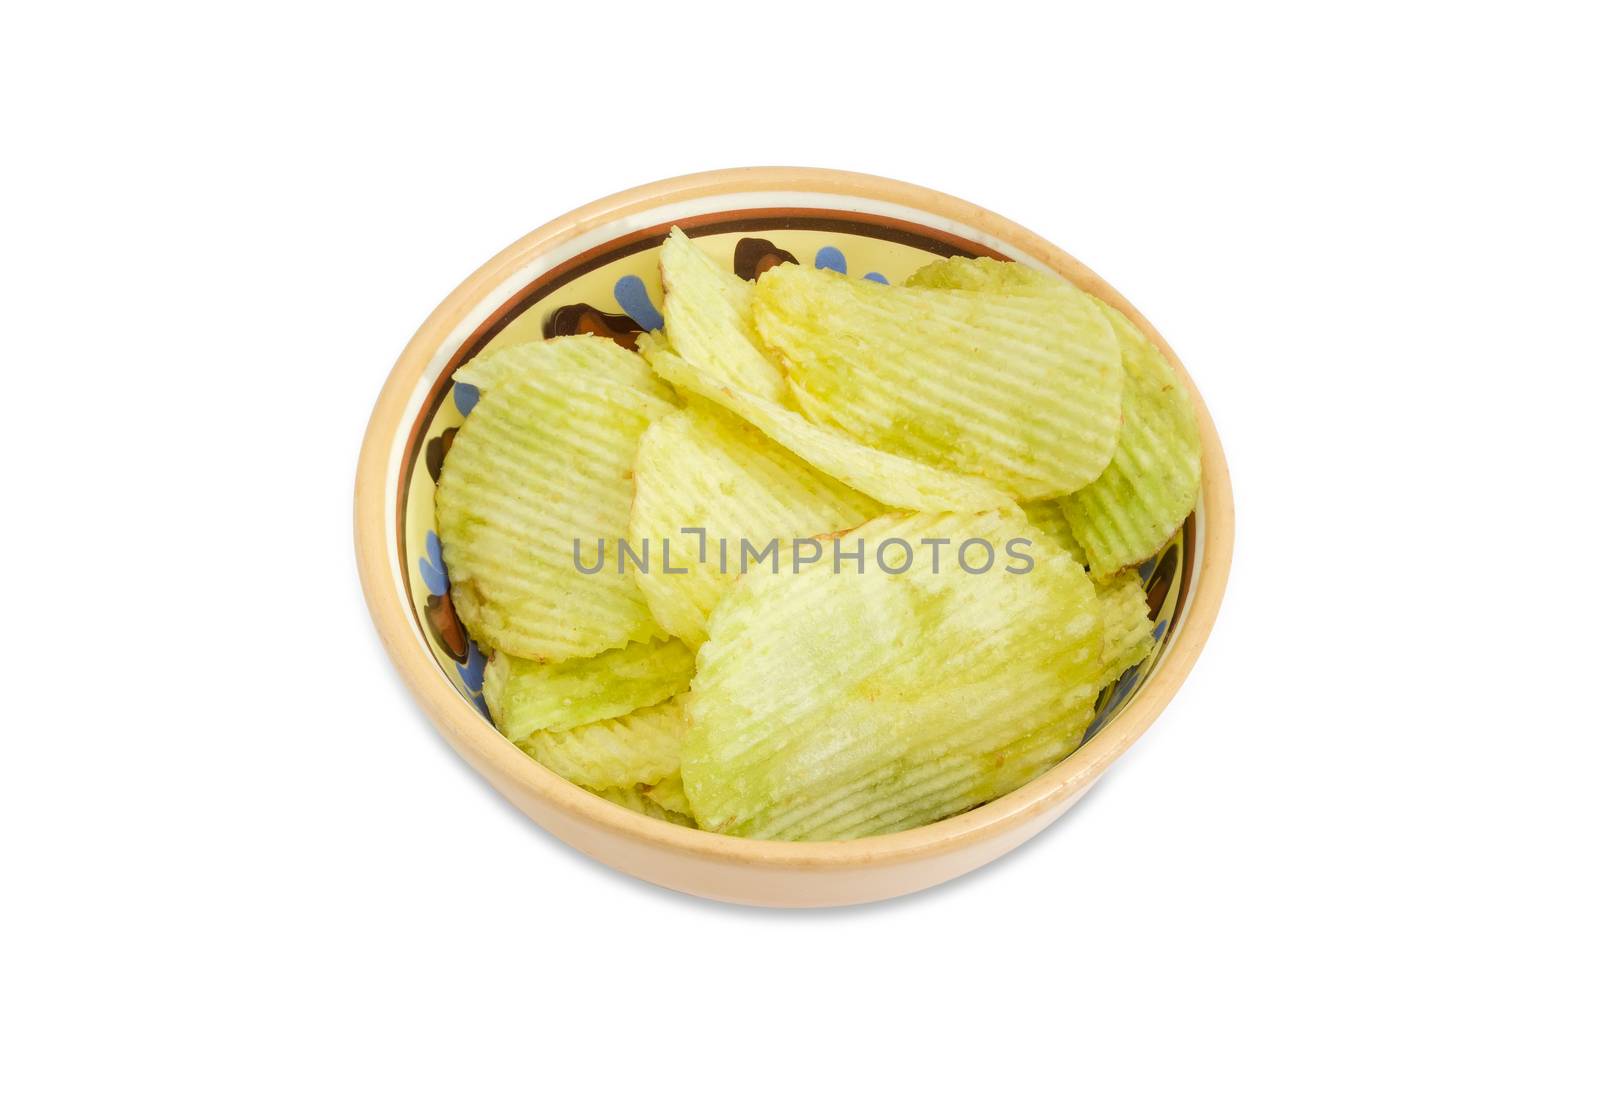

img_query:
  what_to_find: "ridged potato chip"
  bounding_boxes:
[641,337,1011,513]
[642,771,694,820]
[629,403,881,647]
[633,330,694,405]
[1064,304,1202,577]
[454,333,676,405]
[824,706,1096,841]
[480,638,695,741]
[752,264,1123,499]
[659,227,791,405]
[909,256,1201,576]
[436,338,676,661]
[679,511,1105,840]
[435,244,1191,837]
[904,254,1061,296]
[1093,571,1156,684]
[519,698,689,791]
[1020,499,1087,564]
[593,783,696,827]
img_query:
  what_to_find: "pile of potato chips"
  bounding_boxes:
[435,229,1202,840]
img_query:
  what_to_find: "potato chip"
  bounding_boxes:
[642,339,1012,513]
[436,339,677,661]
[519,697,689,791]
[480,638,695,742]
[679,511,1105,840]
[659,227,791,405]
[904,254,1062,295]
[1093,570,1156,684]
[908,257,1201,576]
[1020,499,1087,564]
[642,771,694,820]
[818,706,1096,841]
[593,783,697,827]
[632,330,695,405]
[437,246,1193,838]
[453,333,676,406]
[751,264,1123,499]
[629,403,882,647]
[1063,303,1202,577]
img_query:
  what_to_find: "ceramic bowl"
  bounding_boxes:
[354,167,1233,907]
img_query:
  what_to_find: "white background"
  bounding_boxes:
[3,3,1596,1099]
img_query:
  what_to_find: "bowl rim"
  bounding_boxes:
[354,166,1234,871]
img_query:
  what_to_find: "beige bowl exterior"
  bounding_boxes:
[354,167,1234,907]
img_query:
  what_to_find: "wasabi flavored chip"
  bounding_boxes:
[1063,304,1202,577]
[592,783,697,827]
[520,698,689,792]
[454,333,676,406]
[1092,571,1156,685]
[659,227,791,405]
[681,511,1104,840]
[481,638,695,741]
[642,337,1011,513]
[641,772,694,820]
[909,256,1201,575]
[753,263,1123,499]
[1020,499,1088,565]
[630,403,881,647]
[436,337,676,661]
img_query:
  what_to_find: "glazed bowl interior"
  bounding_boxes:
[358,169,1231,873]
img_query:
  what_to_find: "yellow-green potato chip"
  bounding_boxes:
[905,254,1062,295]
[908,257,1202,576]
[751,264,1123,499]
[633,330,697,406]
[659,227,791,406]
[641,771,694,820]
[628,403,882,647]
[592,783,696,827]
[818,705,1096,841]
[453,333,676,405]
[480,638,695,741]
[520,698,689,791]
[680,511,1105,841]
[647,232,1011,512]
[436,343,677,662]
[1093,570,1156,685]
[643,340,1012,513]
[1020,499,1087,564]
[1063,304,1202,577]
